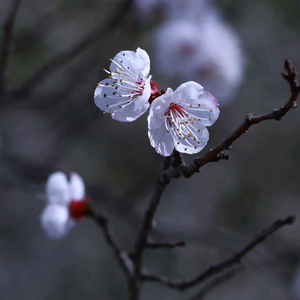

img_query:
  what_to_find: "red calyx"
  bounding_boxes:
[148,80,160,104]
[69,197,91,220]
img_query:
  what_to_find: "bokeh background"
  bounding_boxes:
[0,0,300,299]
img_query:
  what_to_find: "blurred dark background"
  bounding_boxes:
[0,0,300,299]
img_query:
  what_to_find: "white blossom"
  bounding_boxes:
[148,81,219,156]
[41,172,87,239]
[94,48,152,122]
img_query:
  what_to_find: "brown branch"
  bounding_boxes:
[0,0,22,95]
[157,60,300,184]
[0,0,134,100]
[88,208,134,279]
[130,152,183,299]
[189,265,245,300]
[141,215,295,290]
[146,240,186,249]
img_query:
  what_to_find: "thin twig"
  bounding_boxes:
[189,265,245,300]
[0,0,134,100]
[0,0,22,94]
[141,215,295,290]
[146,240,186,249]
[88,209,134,279]
[158,60,300,184]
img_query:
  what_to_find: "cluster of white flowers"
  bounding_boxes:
[94,48,220,157]
[42,47,220,239]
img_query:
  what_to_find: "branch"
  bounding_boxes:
[146,240,186,249]
[0,0,22,95]
[141,215,295,290]
[157,60,300,184]
[88,208,134,279]
[130,152,183,299]
[0,0,134,100]
[189,265,245,300]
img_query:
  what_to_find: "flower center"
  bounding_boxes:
[166,102,184,117]
[69,198,91,220]
[135,80,144,96]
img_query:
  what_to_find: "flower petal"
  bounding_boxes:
[174,121,209,154]
[148,125,174,157]
[94,78,127,112]
[41,204,74,239]
[111,77,151,122]
[69,172,85,200]
[46,172,70,204]
[173,81,204,105]
[185,91,220,127]
[110,47,150,80]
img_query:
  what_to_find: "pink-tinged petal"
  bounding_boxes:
[69,172,85,200]
[185,91,220,127]
[41,204,74,239]
[148,88,174,130]
[173,81,204,105]
[148,126,174,157]
[174,122,209,154]
[110,48,150,80]
[111,77,151,122]
[46,172,70,204]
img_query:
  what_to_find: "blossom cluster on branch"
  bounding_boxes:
[94,48,220,156]
[38,45,299,300]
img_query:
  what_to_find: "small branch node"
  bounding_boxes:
[213,151,229,162]
[222,141,232,150]
[273,107,284,121]
[172,150,184,168]
[245,113,253,123]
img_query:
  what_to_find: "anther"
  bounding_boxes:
[177,142,180,145]
[115,86,118,90]
[120,60,123,63]
[209,118,212,120]
[104,94,107,98]
[123,53,125,56]
[194,146,197,149]
[184,148,187,151]
[190,104,193,107]
[113,92,117,95]
[119,105,122,108]
[210,109,213,112]
[106,104,109,107]
[188,133,192,137]
[167,130,170,133]
[198,103,201,106]
[105,82,109,86]
[197,129,201,132]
